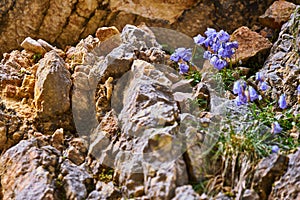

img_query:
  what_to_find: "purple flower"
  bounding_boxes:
[227,41,238,49]
[217,30,230,42]
[272,122,282,134]
[278,94,287,109]
[249,86,258,101]
[210,56,227,70]
[235,93,248,106]
[204,28,217,37]
[255,72,264,82]
[170,53,180,62]
[218,44,235,58]
[204,37,214,48]
[170,48,192,62]
[260,81,268,91]
[212,41,221,52]
[203,51,212,60]
[271,145,279,153]
[178,62,189,74]
[194,34,205,45]
[297,85,300,95]
[233,81,243,95]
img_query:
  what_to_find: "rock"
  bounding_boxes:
[110,0,196,24]
[121,24,161,50]
[17,74,35,99]
[242,189,260,200]
[269,148,300,199]
[37,39,56,52]
[252,153,289,200]
[0,50,32,91]
[171,185,201,200]
[2,0,292,57]
[51,128,64,152]
[259,0,297,29]
[0,139,60,200]
[21,37,47,55]
[230,26,273,66]
[96,26,120,42]
[60,159,93,200]
[87,181,121,200]
[109,60,199,199]
[34,51,71,118]
[261,5,300,109]
[64,138,88,165]
[0,99,33,153]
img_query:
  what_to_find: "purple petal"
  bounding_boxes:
[193,34,206,45]
[278,94,287,109]
[271,145,279,153]
[272,122,282,134]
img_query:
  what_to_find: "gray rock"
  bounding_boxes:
[87,181,121,200]
[21,37,46,55]
[269,148,300,199]
[0,139,60,200]
[261,6,300,109]
[171,185,201,200]
[60,159,93,200]
[109,60,195,199]
[34,51,71,118]
[252,153,289,200]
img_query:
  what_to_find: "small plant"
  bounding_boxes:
[32,53,42,63]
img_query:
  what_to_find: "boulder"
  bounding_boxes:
[259,0,297,29]
[34,51,72,118]
[230,26,273,66]
[0,139,60,200]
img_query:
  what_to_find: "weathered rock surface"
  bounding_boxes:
[269,148,300,199]
[171,185,201,200]
[34,51,72,118]
[252,153,289,200]
[259,0,297,29]
[1,0,298,57]
[0,138,60,200]
[231,26,273,66]
[260,5,300,108]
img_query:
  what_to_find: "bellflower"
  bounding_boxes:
[272,122,282,134]
[235,93,248,106]
[193,34,205,45]
[203,51,212,60]
[217,30,230,42]
[178,63,189,74]
[204,28,217,38]
[271,145,279,153]
[233,81,243,95]
[278,94,287,109]
[193,28,238,70]
[255,72,264,82]
[249,86,259,101]
[170,48,192,62]
[297,85,300,95]
[260,81,268,91]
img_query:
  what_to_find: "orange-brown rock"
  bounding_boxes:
[259,0,297,29]
[231,26,273,65]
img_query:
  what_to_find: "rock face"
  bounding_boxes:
[34,51,72,118]
[1,0,298,57]
[269,148,300,199]
[260,5,300,108]
[0,139,59,200]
